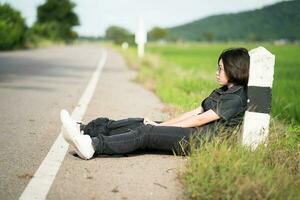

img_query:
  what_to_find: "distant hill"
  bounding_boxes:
[168,0,300,41]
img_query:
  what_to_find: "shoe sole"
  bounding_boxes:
[74,138,92,160]
[60,110,90,159]
[63,133,90,160]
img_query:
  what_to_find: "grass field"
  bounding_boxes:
[118,42,300,200]
[146,43,300,124]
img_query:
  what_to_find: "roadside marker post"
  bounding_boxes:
[242,46,275,150]
[135,18,147,58]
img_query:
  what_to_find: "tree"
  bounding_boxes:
[35,0,79,42]
[247,33,262,42]
[25,22,62,45]
[0,3,26,50]
[203,32,214,42]
[148,27,168,41]
[105,26,133,45]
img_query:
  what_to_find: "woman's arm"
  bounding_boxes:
[158,106,204,126]
[157,109,220,128]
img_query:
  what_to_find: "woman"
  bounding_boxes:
[60,47,249,160]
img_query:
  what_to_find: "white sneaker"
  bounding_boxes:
[60,109,95,160]
[60,109,81,144]
[73,134,95,160]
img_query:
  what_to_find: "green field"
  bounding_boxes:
[145,43,300,124]
[119,42,300,200]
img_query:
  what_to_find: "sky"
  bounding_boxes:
[1,0,284,37]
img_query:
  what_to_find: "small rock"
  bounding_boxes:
[111,186,119,193]
[18,173,33,180]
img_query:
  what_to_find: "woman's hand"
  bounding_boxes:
[143,117,158,126]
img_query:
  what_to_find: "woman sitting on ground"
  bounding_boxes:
[60,47,249,160]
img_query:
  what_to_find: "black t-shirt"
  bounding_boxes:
[195,85,247,139]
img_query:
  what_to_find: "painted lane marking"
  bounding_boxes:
[19,49,107,200]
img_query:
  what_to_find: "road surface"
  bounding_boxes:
[0,44,187,200]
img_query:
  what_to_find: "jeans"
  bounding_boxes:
[81,118,202,155]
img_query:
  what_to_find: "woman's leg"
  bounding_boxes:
[80,117,144,137]
[62,109,201,159]
[145,125,199,155]
[91,124,199,155]
[78,117,110,137]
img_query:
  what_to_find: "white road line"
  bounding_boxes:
[19,49,108,200]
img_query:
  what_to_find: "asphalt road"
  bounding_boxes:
[0,44,186,200]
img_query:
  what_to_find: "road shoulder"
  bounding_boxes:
[47,47,188,200]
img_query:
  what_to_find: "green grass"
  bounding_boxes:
[182,121,300,200]
[122,42,300,123]
[118,42,300,199]
[146,43,300,124]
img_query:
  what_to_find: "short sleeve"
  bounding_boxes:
[211,94,242,120]
[201,90,218,111]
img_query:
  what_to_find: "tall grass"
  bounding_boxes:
[118,42,300,199]
[182,120,299,200]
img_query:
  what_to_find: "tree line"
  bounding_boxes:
[0,0,79,50]
[105,25,172,45]
[0,0,172,50]
[168,0,300,42]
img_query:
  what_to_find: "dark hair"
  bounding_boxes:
[218,47,250,86]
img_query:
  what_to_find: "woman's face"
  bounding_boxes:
[216,59,229,86]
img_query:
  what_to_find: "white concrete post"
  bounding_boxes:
[135,18,147,58]
[242,46,275,150]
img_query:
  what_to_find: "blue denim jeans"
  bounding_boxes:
[90,123,200,155]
